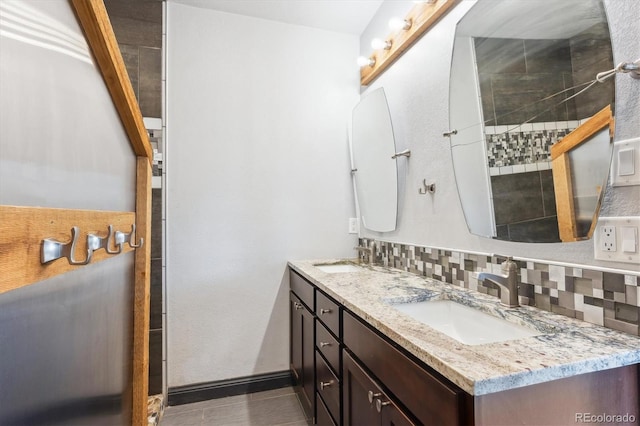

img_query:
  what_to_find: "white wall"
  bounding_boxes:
[359,0,640,272]
[166,3,359,387]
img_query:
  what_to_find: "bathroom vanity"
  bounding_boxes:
[288,260,640,425]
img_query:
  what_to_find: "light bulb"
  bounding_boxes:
[371,38,392,50]
[357,56,375,68]
[388,17,412,31]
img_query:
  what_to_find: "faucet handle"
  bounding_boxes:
[501,257,518,272]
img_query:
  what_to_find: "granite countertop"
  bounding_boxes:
[288,259,640,396]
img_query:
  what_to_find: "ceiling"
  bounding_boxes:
[168,0,384,35]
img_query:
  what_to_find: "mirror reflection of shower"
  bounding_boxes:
[449,0,616,243]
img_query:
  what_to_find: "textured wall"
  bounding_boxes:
[166,3,359,387]
[359,0,640,272]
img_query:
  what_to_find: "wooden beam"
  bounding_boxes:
[550,105,612,160]
[132,158,152,426]
[550,105,613,242]
[360,0,460,86]
[71,0,153,161]
[0,206,135,294]
[552,154,579,242]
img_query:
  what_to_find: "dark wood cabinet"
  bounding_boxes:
[343,311,473,425]
[315,288,342,425]
[290,269,473,426]
[317,393,337,426]
[290,291,315,421]
[343,350,415,426]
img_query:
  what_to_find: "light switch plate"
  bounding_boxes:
[594,217,640,263]
[611,137,640,186]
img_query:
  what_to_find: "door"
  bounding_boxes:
[291,292,315,420]
[0,0,152,424]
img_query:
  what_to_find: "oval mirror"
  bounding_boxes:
[351,87,398,232]
[449,0,615,243]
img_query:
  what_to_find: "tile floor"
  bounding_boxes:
[160,387,309,426]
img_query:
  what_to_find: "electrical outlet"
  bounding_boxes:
[600,226,616,251]
[348,218,359,234]
[594,217,640,263]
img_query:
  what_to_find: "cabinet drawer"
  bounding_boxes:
[317,352,340,423]
[316,291,340,337]
[290,270,314,310]
[316,320,340,375]
[316,392,337,426]
[343,311,464,425]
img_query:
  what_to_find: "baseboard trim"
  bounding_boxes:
[167,370,294,406]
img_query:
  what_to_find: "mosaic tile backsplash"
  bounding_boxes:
[359,239,640,336]
[485,122,576,170]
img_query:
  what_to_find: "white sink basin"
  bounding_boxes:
[314,263,362,273]
[393,300,541,345]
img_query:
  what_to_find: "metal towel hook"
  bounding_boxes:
[115,224,144,249]
[419,179,436,194]
[87,225,121,255]
[41,226,92,265]
[391,149,411,159]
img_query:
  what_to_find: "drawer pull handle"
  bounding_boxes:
[319,342,331,348]
[320,308,332,314]
[376,399,391,413]
[320,380,334,390]
[367,390,382,404]
[294,302,304,310]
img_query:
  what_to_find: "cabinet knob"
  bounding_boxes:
[319,341,331,348]
[294,302,303,310]
[320,380,334,390]
[320,308,332,315]
[376,399,391,413]
[367,390,382,404]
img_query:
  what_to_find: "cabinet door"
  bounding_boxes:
[344,311,466,425]
[379,399,415,426]
[343,350,416,426]
[343,350,381,426]
[291,292,315,420]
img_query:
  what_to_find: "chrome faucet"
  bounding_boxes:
[354,241,376,265]
[477,257,520,307]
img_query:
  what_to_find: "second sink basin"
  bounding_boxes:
[392,299,542,345]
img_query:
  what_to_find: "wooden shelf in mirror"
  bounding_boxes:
[551,105,614,242]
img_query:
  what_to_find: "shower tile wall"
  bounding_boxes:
[485,124,575,170]
[491,170,559,243]
[475,37,576,126]
[359,239,640,337]
[475,23,614,244]
[104,0,163,396]
[570,22,615,118]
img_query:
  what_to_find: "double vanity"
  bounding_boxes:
[288,259,640,425]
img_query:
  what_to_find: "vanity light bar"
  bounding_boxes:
[371,38,392,50]
[389,17,413,32]
[359,0,460,86]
